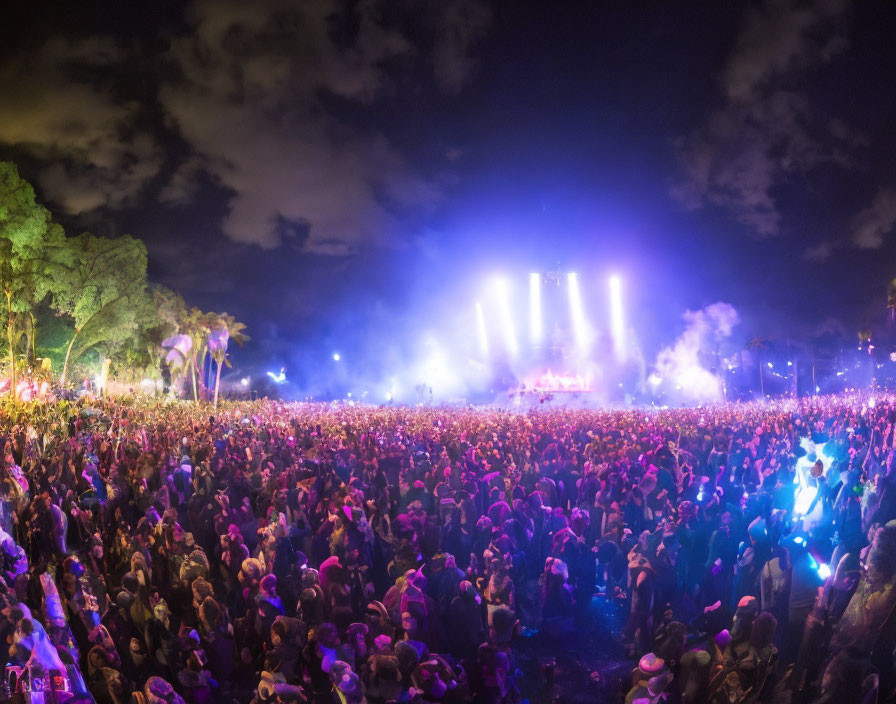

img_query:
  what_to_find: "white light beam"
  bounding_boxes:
[609,275,626,362]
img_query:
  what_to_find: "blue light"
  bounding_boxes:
[793,536,805,545]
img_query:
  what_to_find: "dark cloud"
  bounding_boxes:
[672,0,854,239]
[852,187,896,250]
[0,0,490,253]
[429,0,492,93]
[0,37,163,213]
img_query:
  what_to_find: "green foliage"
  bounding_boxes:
[0,161,250,393]
[52,232,152,382]
[0,162,70,385]
[0,162,66,308]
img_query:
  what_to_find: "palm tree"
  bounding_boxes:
[160,333,192,394]
[182,308,216,402]
[209,313,249,408]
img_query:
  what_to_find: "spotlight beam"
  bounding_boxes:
[609,275,625,362]
[494,277,518,357]
[567,272,590,355]
[529,273,542,345]
[475,302,489,356]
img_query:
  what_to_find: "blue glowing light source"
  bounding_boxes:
[793,536,805,545]
[333,353,341,362]
[817,563,831,580]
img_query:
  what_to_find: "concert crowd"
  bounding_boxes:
[0,393,893,704]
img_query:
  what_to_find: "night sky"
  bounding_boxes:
[2,0,896,389]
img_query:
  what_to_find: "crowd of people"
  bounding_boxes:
[0,393,893,704]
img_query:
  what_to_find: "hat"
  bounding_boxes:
[737,595,758,610]
[145,677,185,704]
[714,629,732,649]
[638,653,665,676]
[257,671,286,701]
[240,558,264,586]
[366,600,390,623]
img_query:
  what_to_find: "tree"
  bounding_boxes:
[52,233,151,386]
[181,308,215,402]
[0,163,67,390]
[208,313,249,408]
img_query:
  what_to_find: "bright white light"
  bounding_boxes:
[567,272,590,355]
[347,392,352,398]
[793,536,805,545]
[787,361,793,367]
[529,273,542,345]
[869,397,876,408]
[767,362,774,369]
[240,377,250,387]
[794,486,818,515]
[332,353,341,362]
[494,278,518,356]
[385,392,393,402]
[475,302,489,356]
[816,385,821,393]
[817,563,831,580]
[609,274,625,362]
[266,370,286,384]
